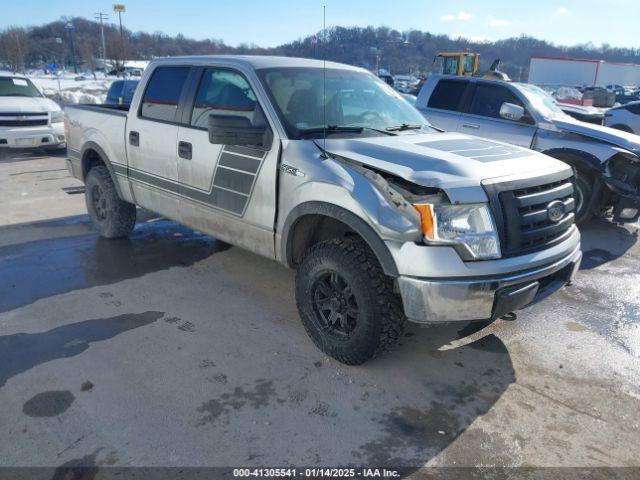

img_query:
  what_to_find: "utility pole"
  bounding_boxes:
[113,4,126,75]
[64,22,78,73]
[94,12,108,70]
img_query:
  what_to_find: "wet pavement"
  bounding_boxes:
[0,154,639,473]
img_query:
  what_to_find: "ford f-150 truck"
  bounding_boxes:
[65,56,582,364]
[416,75,640,224]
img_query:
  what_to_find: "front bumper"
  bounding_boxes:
[397,245,582,323]
[602,176,640,222]
[0,123,65,149]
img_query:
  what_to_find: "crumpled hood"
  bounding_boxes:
[552,117,640,154]
[0,96,59,113]
[320,131,570,193]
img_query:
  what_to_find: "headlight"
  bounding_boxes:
[413,203,501,260]
[50,110,64,124]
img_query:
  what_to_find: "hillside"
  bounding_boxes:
[2,17,640,80]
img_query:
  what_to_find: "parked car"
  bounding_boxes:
[417,75,640,224]
[105,79,139,106]
[0,72,66,151]
[615,89,640,105]
[65,56,581,364]
[377,74,394,87]
[604,101,640,134]
[394,74,418,93]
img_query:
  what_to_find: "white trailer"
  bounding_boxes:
[528,55,640,87]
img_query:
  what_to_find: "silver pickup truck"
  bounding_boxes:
[417,74,640,224]
[65,56,581,364]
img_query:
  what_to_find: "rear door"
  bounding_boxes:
[174,66,280,259]
[125,65,191,218]
[421,78,469,131]
[458,82,537,147]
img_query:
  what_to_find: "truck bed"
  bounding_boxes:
[65,103,129,168]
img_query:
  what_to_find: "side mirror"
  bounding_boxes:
[208,114,272,149]
[499,102,525,122]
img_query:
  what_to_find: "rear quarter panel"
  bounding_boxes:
[65,105,133,202]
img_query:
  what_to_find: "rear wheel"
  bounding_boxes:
[85,166,136,238]
[295,238,405,365]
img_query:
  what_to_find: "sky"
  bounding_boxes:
[2,0,639,48]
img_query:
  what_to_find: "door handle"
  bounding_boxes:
[178,141,192,160]
[129,131,139,146]
[462,123,480,129]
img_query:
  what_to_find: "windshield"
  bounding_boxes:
[0,76,42,97]
[257,67,433,139]
[516,83,569,120]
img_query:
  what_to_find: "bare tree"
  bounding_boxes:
[0,27,29,72]
[79,41,97,78]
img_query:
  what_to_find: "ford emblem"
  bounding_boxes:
[547,200,565,223]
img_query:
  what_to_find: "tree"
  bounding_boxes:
[0,27,29,72]
[79,41,97,78]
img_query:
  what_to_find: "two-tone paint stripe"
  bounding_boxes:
[125,145,266,217]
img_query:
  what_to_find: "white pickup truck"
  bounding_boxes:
[0,72,66,150]
[65,56,582,364]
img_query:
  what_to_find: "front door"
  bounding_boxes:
[457,83,537,148]
[175,66,279,259]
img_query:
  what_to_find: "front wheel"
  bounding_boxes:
[573,169,594,225]
[85,165,136,238]
[295,238,406,365]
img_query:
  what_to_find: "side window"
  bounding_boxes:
[427,80,468,111]
[469,84,525,120]
[190,68,258,128]
[140,66,190,122]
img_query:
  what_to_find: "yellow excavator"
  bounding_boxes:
[434,50,509,80]
[434,50,480,76]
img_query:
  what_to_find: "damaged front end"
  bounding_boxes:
[319,147,502,261]
[604,153,640,223]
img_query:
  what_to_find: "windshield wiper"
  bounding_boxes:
[298,125,395,137]
[385,123,425,132]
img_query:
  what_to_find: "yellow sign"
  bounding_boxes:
[113,4,126,12]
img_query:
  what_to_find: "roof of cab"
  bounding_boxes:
[149,55,365,72]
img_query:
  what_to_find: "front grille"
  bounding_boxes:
[485,172,576,258]
[0,119,48,127]
[0,112,48,127]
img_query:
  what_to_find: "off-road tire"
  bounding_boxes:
[85,166,136,238]
[295,237,406,365]
[573,169,594,225]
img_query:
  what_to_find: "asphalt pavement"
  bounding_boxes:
[1,152,639,477]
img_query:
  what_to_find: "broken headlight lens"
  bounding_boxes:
[413,203,501,260]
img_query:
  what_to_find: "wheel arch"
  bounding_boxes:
[80,141,124,198]
[281,202,399,277]
[541,147,602,174]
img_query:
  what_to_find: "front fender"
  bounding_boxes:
[535,128,636,169]
[276,140,422,276]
